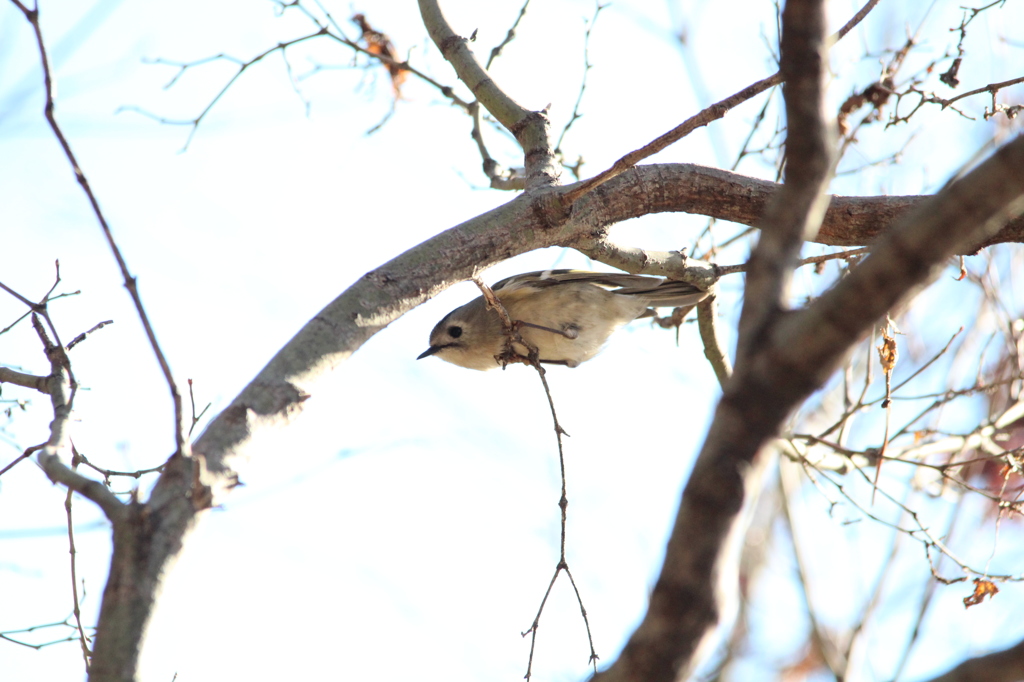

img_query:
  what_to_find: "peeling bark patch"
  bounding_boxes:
[439,34,463,56]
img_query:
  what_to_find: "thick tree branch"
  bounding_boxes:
[87,189,586,681]
[738,0,835,354]
[594,3,837,680]
[567,164,1024,251]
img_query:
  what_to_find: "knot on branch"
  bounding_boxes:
[531,191,571,231]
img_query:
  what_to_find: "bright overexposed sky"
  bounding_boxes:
[2,1,1023,681]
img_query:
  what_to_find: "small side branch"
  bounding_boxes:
[485,0,531,69]
[0,367,51,392]
[65,320,114,351]
[697,294,732,388]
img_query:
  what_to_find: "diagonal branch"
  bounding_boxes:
[594,4,836,681]
[417,0,559,189]
[736,0,835,355]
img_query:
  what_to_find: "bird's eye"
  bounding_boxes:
[447,325,463,338]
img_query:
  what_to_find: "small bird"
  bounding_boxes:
[417,269,709,370]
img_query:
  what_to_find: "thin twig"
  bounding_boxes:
[124,31,329,151]
[486,0,531,70]
[470,277,597,680]
[65,320,114,351]
[555,0,605,155]
[0,617,82,649]
[65,459,91,672]
[0,443,44,478]
[187,378,212,438]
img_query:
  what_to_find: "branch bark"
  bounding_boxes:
[594,2,838,679]
[569,164,1024,252]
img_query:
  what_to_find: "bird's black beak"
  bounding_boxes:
[417,345,441,360]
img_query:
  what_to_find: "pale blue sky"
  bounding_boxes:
[2,1,1023,680]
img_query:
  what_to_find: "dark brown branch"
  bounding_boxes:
[921,636,1024,682]
[566,164,1024,252]
[597,3,836,679]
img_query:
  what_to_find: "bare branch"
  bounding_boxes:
[738,0,835,354]
[418,0,559,188]
[485,0,531,70]
[123,31,329,151]
[65,482,92,672]
[470,278,598,680]
[10,0,189,456]
[65,320,114,351]
[715,246,870,276]
[697,294,732,387]
[574,240,717,290]
[0,367,50,392]
[596,2,836,680]
[554,0,605,156]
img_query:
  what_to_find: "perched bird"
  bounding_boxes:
[417,269,709,370]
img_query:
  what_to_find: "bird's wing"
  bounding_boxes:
[492,269,708,307]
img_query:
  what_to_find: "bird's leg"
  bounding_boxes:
[514,320,580,339]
